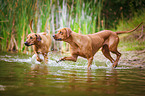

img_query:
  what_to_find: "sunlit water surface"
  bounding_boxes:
[0,52,145,96]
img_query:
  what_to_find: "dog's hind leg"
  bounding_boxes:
[109,36,121,68]
[110,50,121,68]
[101,44,115,63]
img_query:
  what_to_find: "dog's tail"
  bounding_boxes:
[116,22,143,34]
[29,19,34,33]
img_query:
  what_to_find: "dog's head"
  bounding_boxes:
[24,20,41,46]
[53,28,72,41]
[24,33,42,46]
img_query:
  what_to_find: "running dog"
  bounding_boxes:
[24,20,51,63]
[53,22,142,69]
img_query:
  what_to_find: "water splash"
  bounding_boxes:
[0,55,31,63]
[0,54,131,70]
[106,60,112,67]
[31,54,44,64]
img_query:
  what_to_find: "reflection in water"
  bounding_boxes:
[25,64,49,87]
[66,68,119,95]
[104,69,118,94]
[0,85,5,91]
[30,64,49,75]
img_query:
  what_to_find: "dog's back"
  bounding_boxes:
[38,32,51,51]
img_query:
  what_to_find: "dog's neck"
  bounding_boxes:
[34,40,42,48]
[65,32,82,47]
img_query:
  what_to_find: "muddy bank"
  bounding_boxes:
[94,49,145,68]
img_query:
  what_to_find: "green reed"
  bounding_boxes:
[0,0,104,53]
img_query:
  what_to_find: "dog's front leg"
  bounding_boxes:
[87,57,93,70]
[56,55,78,63]
[36,53,43,62]
[43,53,48,64]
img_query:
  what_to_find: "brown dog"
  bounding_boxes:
[25,20,51,63]
[53,22,142,69]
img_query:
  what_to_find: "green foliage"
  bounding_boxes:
[116,10,145,31]
[0,0,36,52]
[0,0,145,52]
[119,40,145,51]
[102,0,145,28]
[0,0,104,52]
[117,10,145,51]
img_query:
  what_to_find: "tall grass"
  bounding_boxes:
[0,0,36,53]
[116,10,145,51]
[0,0,104,53]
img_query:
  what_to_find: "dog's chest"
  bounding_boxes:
[70,46,90,58]
[33,44,48,53]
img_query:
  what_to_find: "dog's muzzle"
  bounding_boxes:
[53,35,62,41]
[24,41,31,46]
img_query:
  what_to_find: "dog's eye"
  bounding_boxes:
[30,37,32,39]
[60,31,63,35]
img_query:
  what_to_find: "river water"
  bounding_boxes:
[0,52,145,96]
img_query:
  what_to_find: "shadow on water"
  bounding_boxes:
[0,52,145,96]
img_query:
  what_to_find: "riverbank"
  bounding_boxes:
[94,49,145,68]
[119,50,145,67]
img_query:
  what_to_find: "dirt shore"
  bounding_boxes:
[94,49,145,68]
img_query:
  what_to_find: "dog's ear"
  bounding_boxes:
[65,28,72,38]
[29,19,34,33]
[35,34,41,41]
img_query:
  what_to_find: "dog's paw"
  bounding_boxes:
[37,58,43,62]
[112,62,118,68]
[56,59,65,63]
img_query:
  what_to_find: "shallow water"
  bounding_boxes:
[0,52,145,96]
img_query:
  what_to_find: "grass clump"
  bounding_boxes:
[116,10,145,51]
